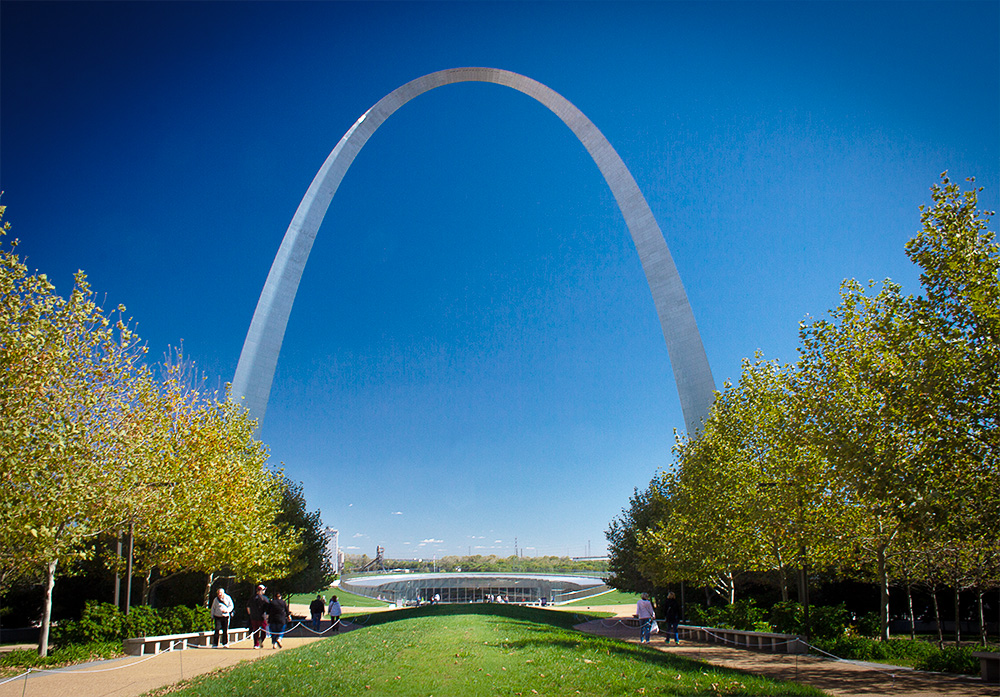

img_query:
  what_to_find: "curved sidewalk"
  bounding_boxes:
[0,633,335,697]
[575,619,997,697]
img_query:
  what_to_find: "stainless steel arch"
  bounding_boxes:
[232,67,715,434]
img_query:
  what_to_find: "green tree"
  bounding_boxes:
[0,213,149,655]
[266,474,336,596]
[605,475,673,599]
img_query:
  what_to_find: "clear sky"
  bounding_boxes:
[2,1,997,560]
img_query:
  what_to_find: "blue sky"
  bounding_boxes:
[2,1,997,559]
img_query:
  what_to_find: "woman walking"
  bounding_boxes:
[267,591,291,648]
[636,593,656,643]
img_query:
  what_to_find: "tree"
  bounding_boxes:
[605,474,673,601]
[0,213,150,655]
[266,474,336,596]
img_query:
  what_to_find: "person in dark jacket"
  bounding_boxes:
[309,595,325,631]
[247,584,270,649]
[267,591,291,648]
[663,591,682,644]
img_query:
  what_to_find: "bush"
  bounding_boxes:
[812,635,939,663]
[682,599,766,631]
[158,605,212,634]
[50,601,211,647]
[916,646,980,675]
[854,611,881,637]
[50,602,124,645]
[808,603,849,640]
[768,601,804,634]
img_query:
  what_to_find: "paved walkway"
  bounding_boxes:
[575,619,998,697]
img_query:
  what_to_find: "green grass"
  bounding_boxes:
[561,589,641,607]
[153,605,823,696]
[287,588,392,609]
[0,641,124,677]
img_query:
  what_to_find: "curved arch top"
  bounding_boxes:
[232,67,715,435]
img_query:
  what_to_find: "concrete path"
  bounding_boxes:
[0,633,334,697]
[575,619,998,697]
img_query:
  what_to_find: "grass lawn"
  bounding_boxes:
[288,588,392,609]
[561,589,641,607]
[153,605,823,696]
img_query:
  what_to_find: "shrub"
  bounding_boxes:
[50,601,212,647]
[808,603,849,640]
[159,605,212,633]
[916,646,980,675]
[768,601,804,634]
[50,602,124,645]
[854,611,881,637]
[813,635,939,663]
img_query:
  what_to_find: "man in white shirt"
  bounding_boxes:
[210,587,235,647]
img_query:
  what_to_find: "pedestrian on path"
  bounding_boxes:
[210,587,234,647]
[247,584,270,649]
[663,591,681,645]
[309,594,325,631]
[636,593,655,643]
[268,591,291,648]
[328,594,342,632]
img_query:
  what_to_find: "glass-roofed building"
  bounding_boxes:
[341,572,607,605]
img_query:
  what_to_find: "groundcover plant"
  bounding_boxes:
[151,606,822,696]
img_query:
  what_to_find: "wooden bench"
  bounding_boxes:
[973,651,999,684]
[124,627,251,656]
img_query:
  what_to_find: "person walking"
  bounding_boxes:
[328,594,342,632]
[268,591,291,648]
[663,591,682,645]
[247,584,270,649]
[309,594,326,631]
[636,592,656,643]
[210,587,234,648]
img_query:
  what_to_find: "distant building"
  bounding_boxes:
[324,527,341,575]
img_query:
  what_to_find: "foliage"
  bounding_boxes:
[266,475,335,596]
[811,635,936,662]
[0,642,122,673]
[914,645,984,675]
[768,601,804,634]
[50,601,212,645]
[607,174,999,645]
[0,208,303,654]
[806,604,849,640]
[683,599,768,631]
[854,611,882,638]
[359,554,607,575]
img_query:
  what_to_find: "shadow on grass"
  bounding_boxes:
[348,602,606,630]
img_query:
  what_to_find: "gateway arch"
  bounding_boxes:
[232,67,716,435]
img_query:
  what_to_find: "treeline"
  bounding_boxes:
[0,207,333,656]
[344,554,607,574]
[607,175,999,645]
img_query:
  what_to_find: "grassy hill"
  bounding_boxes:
[156,604,823,696]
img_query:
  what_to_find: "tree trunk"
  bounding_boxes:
[953,586,961,647]
[141,569,152,605]
[906,583,916,641]
[38,558,58,657]
[876,542,890,641]
[931,587,944,648]
[978,587,987,646]
[203,571,215,607]
[773,543,789,602]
